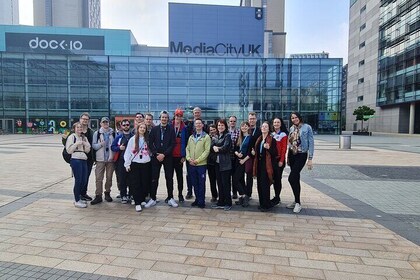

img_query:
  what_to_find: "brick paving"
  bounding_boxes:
[0,134,419,279]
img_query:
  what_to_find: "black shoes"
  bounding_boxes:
[191,201,198,207]
[242,195,250,207]
[80,194,92,201]
[270,196,280,206]
[178,195,185,203]
[90,195,103,205]
[185,193,193,200]
[104,192,113,202]
[232,193,238,199]
[235,196,244,205]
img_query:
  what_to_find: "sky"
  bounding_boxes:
[18,0,350,62]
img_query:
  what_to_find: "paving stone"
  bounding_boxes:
[204,267,253,280]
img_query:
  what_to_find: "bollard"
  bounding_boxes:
[339,135,351,149]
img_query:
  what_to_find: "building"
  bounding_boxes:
[240,0,286,58]
[290,52,330,59]
[341,64,348,130]
[33,0,100,28]
[347,0,419,134]
[0,0,19,25]
[0,3,341,135]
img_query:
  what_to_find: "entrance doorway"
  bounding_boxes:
[0,119,14,134]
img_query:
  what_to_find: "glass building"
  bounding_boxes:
[0,25,342,134]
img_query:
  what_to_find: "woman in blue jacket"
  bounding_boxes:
[287,111,314,213]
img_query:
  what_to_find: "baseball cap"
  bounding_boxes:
[101,117,110,123]
[175,108,184,117]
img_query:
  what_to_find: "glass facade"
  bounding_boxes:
[377,0,420,106]
[0,52,342,134]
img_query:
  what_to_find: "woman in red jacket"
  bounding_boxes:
[271,118,289,206]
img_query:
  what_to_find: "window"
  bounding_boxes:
[358,78,364,84]
[360,5,366,14]
[359,42,365,49]
[359,60,365,66]
[360,23,366,31]
[357,96,364,102]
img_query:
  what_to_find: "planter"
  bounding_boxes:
[353,131,372,136]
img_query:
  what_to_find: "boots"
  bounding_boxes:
[242,195,250,207]
[90,195,103,205]
[104,192,113,202]
[235,196,244,205]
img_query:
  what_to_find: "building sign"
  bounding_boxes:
[5,33,105,54]
[169,4,264,57]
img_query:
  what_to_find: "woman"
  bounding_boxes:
[287,112,314,213]
[271,117,288,206]
[253,121,277,212]
[211,119,232,211]
[207,124,218,202]
[233,121,252,207]
[66,122,91,208]
[124,123,151,212]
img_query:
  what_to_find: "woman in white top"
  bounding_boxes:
[66,122,91,208]
[124,123,151,212]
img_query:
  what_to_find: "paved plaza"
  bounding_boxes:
[0,133,419,279]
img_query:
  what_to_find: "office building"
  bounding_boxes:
[0,0,19,25]
[33,0,100,28]
[0,4,341,134]
[290,52,329,59]
[347,0,419,134]
[241,0,286,57]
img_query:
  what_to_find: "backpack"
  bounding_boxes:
[62,135,76,164]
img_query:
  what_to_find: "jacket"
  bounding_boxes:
[186,132,211,166]
[171,120,187,158]
[272,131,288,164]
[149,124,176,157]
[289,123,314,160]
[211,131,232,171]
[66,133,91,160]
[92,128,115,162]
[111,132,132,162]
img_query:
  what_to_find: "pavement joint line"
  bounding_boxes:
[301,174,420,245]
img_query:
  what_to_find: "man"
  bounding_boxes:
[91,117,115,205]
[131,112,144,135]
[228,115,240,199]
[172,109,187,203]
[185,106,208,199]
[148,111,177,208]
[144,113,154,133]
[111,119,132,204]
[246,112,261,199]
[79,112,94,201]
[186,118,211,208]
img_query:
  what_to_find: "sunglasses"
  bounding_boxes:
[121,124,130,127]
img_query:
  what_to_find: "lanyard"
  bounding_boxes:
[260,138,265,154]
[240,135,249,152]
[175,126,179,137]
[252,127,257,136]
[160,125,166,146]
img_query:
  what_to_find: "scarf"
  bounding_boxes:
[253,134,274,184]
[288,124,301,155]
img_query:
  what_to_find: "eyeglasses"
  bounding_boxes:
[81,118,89,121]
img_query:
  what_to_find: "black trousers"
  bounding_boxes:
[115,158,130,197]
[130,162,151,205]
[215,163,232,206]
[256,159,272,209]
[151,156,174,200]
[230,158,237,195]
[207,164,218,199]
[273,162,285,198]
[288,152,307,204]
[172,157,184,197]
[245,158,254,197]
[232,160,246,196]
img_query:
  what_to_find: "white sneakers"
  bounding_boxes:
[74,201,87,208]
[286,202,302,213]
[141,202,147,206]
[144,199,156,208]
[293,203,302,213]
[135,205,142,212]
[168,198,179,208]
[286,202,296,209]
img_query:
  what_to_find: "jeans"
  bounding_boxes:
[190,165,207,206]
[81,160,93,196]
[115,159,129,197]
[70,159,88,202]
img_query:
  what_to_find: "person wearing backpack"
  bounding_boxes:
[91,117,116,205]
[66,122,91,208]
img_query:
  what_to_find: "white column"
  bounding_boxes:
[409,102,415,134]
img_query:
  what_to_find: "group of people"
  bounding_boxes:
[65,108,314,214]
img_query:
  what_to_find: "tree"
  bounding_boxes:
[353,105,375,131]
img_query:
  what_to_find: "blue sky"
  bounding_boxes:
[19,0,349,62]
